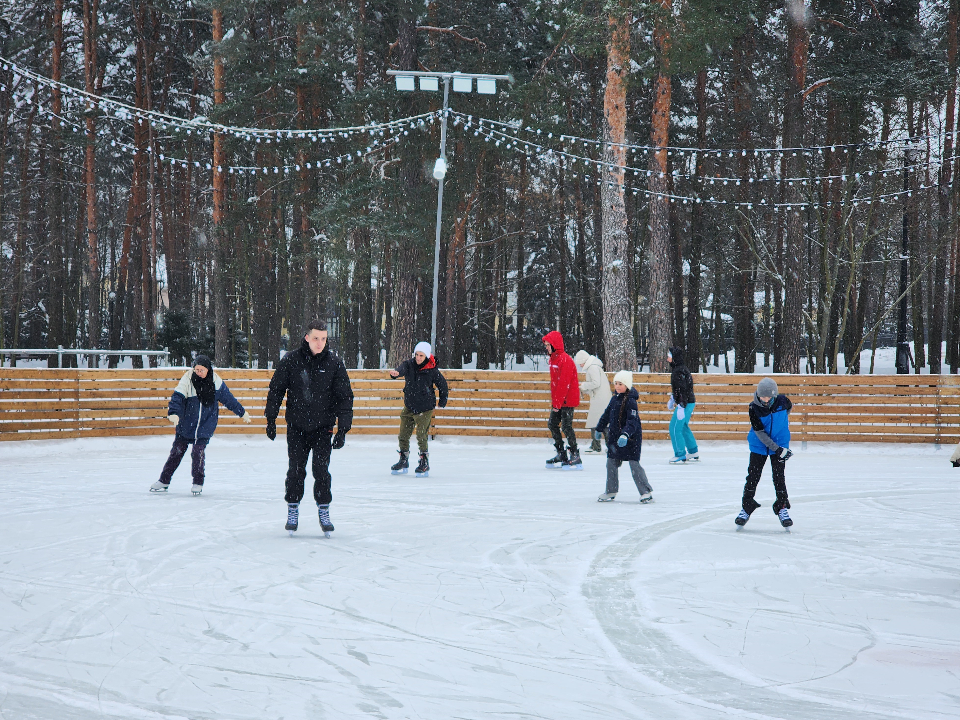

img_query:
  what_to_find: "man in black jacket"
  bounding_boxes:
[265,320,354,536]
[388,341,448,477]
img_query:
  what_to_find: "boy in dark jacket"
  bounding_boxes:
[736,377,794,528]
[388,341,448,477]
[543,330,582,470]
[266,320,354,536]
[667,346,699,464]
[150,355,250,495]
[595,371,653,503]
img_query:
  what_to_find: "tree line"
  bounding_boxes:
[1,0,958,374]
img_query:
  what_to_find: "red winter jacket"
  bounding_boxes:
[543,331,581,409]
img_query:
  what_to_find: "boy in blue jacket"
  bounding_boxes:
[736,377,793,528]
[594,371,653,503]
[150,355,250,495]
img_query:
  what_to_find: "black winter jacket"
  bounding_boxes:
[595,388,643,462]
[266,340,354,432]
[394,356,448,414]
[669,346,696,406]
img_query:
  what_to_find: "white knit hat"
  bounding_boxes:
[613,370,633,389]
[414,341,432,356]
[574,350,590,367]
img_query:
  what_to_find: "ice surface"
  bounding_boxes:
[1,435,958,719]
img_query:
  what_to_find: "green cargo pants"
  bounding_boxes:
[398,408,434,453]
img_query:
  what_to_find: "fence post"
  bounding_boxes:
[935,375,942,449]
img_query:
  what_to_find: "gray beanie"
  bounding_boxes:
[756,377,778,399]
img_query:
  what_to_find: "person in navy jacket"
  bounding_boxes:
[736,377,794,528]
[150,355,250,495]
[594,371,653,503]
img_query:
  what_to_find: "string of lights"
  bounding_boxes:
[460,111,957,156]
[468,121,940,210]
[0,57,439,142]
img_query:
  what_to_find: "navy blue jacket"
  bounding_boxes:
[168,371,245,441]
[595,388,643,462]
[748,395,792,455]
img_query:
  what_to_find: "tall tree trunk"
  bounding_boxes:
[686,68,707,372]
[933,3,957,373]
[48,0,66,365]
[212,6,229,365]
[779,0,810,373]
[646,0,672,373]
[732,29,756,372]
[82,0,102,360]
[515,154,527,364]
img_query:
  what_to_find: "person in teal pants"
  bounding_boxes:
[667,347,699,463]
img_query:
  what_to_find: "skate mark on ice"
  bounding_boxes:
[582,510,905,720]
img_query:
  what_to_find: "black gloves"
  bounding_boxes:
[332,428,347,450]
[266,419,277,441]
[775,447,793,461]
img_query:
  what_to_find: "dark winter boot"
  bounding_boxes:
[285,503,299,534]
[545,446,568,469]
[415,452,430,477]
[391,451,410,475]
[318,503,334,536]
[562,448,583,471]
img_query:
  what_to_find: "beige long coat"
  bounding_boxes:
[574,351,613,429]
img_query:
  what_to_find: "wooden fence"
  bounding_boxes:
[1,369,958,444]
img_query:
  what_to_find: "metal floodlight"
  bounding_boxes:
[394,75,415,91]
[452,76,472,93]
[433,157,447,180]
[476,78,496,95]
[419,76,440,92]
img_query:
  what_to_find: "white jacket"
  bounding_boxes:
[574,351,613,428]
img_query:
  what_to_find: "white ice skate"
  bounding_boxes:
[149,481,169,493]
[597,493,616,502]
[639,493,653,504]
[191,484,203,496]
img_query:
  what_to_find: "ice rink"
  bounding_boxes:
[1,434,958,719]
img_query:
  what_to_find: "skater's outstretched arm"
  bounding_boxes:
[215,378,246,418]
[435,370,448,408]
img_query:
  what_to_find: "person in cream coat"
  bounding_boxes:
[574,350,613,454]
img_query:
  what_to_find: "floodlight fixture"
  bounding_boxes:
[419,76,439,92]
[394,75,415,91]
[433,157,448,180]
[452,76,472,93]
[476,78,496,95]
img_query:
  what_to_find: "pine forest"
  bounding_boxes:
[1,0,959,374]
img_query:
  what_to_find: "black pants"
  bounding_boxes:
[742,452,790,515]
[548,407,578,452]
[285,425,333,505]
[159,436,209,485]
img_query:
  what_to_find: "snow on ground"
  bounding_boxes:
[1,435,958,720]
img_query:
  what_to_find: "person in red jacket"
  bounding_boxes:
[543,330,582,469]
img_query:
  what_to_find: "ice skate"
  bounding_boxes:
[545,447,568,469]
[285,503,299,536]
[735,509,751,528]
[584,434,603,455]
[391,450,409,475]
[415,452,429,478]
[318,504,334,538]
[639,493,653,504]
[149,481,169,493]
[191,484,203,496]
[685,453,700,463]
[597,492,616,502]
[562,449,583,471]
[778,508,793,528]
[668,455,687,465]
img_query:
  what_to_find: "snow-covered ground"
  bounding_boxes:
[1,435,958,719]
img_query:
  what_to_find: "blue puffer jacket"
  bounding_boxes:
[168,370,245,441]
[595,388,642,462]
[747,394,792,455]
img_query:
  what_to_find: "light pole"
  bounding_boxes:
[387,69,510,350]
